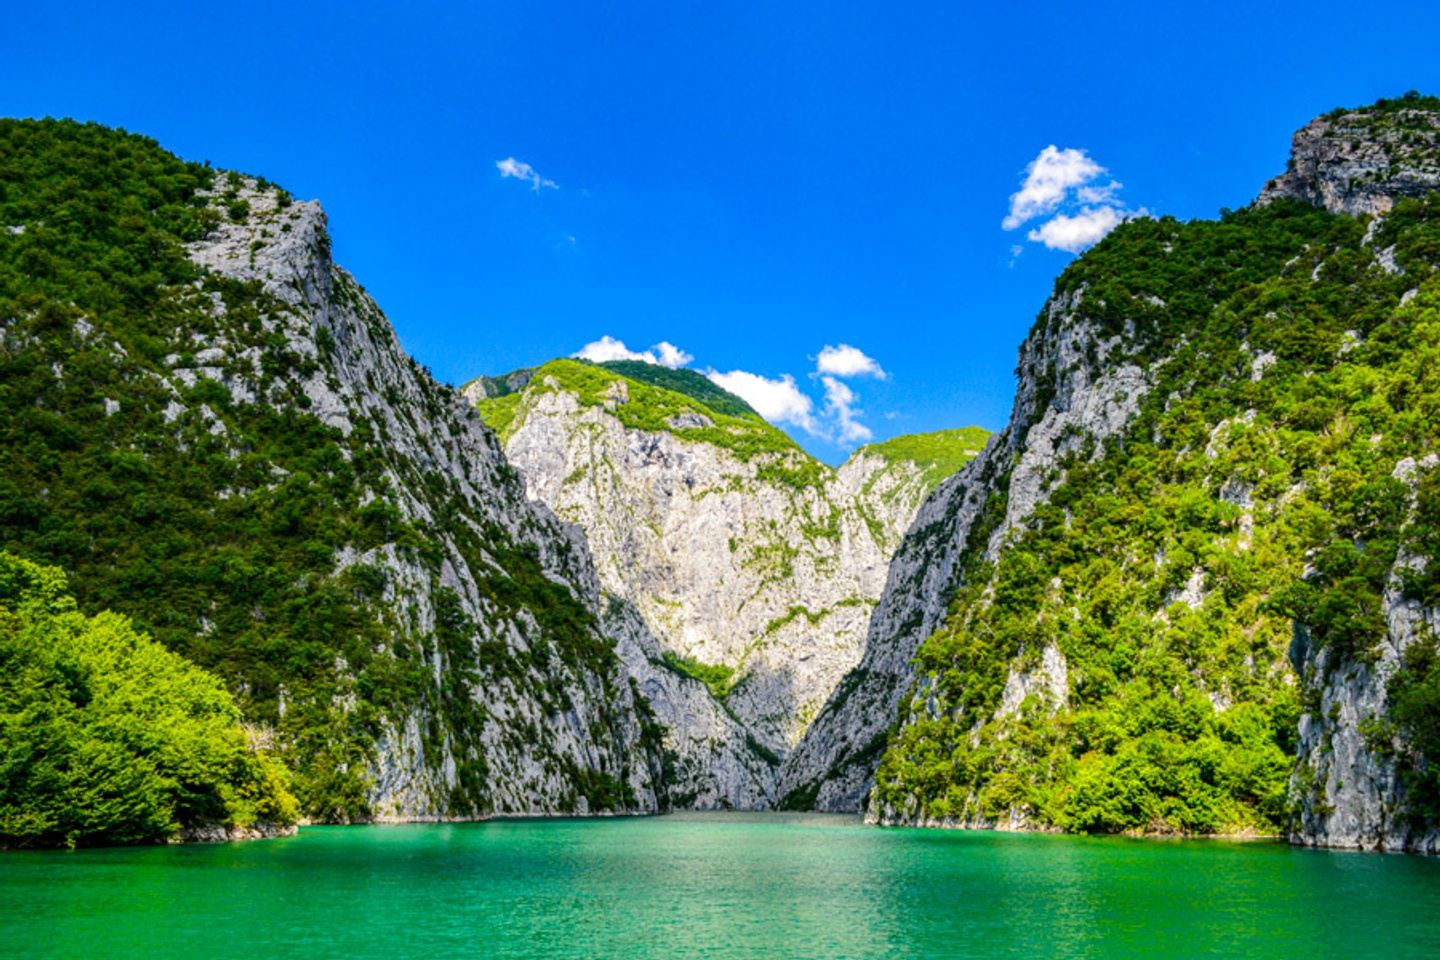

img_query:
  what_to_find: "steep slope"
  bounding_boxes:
[776,292,1148,811]
[469,359,986,796]
[0,119,671,821]
[788,95,1440,852]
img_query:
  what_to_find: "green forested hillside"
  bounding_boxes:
[0,119,659,827]
[0,552,297,848]
[0,120,413,818]
[476,358,824,485]
[874,191,1440,835]
[853,427,992,492]
[596,360,762,419]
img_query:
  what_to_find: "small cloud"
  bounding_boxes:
[706,369,819,434]
[1003,146,1104,230]
[1075,180,1123,206]
[821,375,872,443]
[574,335,647,363]
[1027,206,1148,253]
[573,335,692,369]
[496,157,558,191]
[1004,147,1146,254]
[815,343,887,380]
[654,341,694,368]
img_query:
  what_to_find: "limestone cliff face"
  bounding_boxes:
[778,291,1149,811]
[177,177,668,818]
[472,363,982,803]
[1259,97,1440,216]
[1289,455,1440,855]
[1265,100,1440,854]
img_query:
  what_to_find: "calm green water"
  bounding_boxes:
[3,812,1438,959]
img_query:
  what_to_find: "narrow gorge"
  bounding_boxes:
[5,96,1440,853]
[465,359,985,805]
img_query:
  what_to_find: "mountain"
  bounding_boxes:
[466,358,987,803]
[783,93,1440,852]
[0,119,679,822]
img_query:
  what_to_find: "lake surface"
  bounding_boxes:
[4,811,1438,959]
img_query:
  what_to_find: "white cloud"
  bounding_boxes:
[706,369,818,434]
[1003,146,1146,253]
[821,375,872,443]
[654,341,694,369]
[573,335,648,363]
[815,343,887,380]
[567,338,888,447]
[1003,146,1104,230]
[1027,207,1125,253]
[1027,206,1149,253]
[496,157,558,191]
[705,363,880,446]
[573,335,692,369]
[1075,180,1123,206]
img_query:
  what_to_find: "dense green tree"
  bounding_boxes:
[0,552,297,848]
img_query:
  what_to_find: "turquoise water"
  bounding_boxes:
[3,812,1438,959]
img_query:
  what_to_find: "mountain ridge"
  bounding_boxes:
[784,95,1440,853]
[469,355,989,801]
[0,119,678,823]
[8,96,1440,852]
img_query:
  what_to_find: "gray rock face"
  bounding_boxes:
[798,98,1440,840]
[461,368,533,402]
[1290,456,1440,854]
[488,381,954,805]
[1260,101,1440,853]
[606,597,775,809]
[182,176,665,818]
[780,292,1147,811]
[1258,104,1440,216]
[177,822,299,843]
[773,455,996,810]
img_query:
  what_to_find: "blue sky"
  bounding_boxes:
[7,2,1440,462]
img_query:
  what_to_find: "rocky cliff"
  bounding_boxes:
[1259,92,1440,216]
[778,291,1148,811]
[469,360,985,802]
[787,95,1440,852]
[0,120,678,820]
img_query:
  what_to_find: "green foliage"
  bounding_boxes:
[0,118,646,822]
[474,391,524,440]
[1387,637,1440,825]
[661,650,736,700]
[508,359,828,489]
[1324,91,1440,123]
[0,552,298,848]
[853,426,990,490]
[776,780,821,812]
[595,360,761,418]
[874,187,1440,836]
